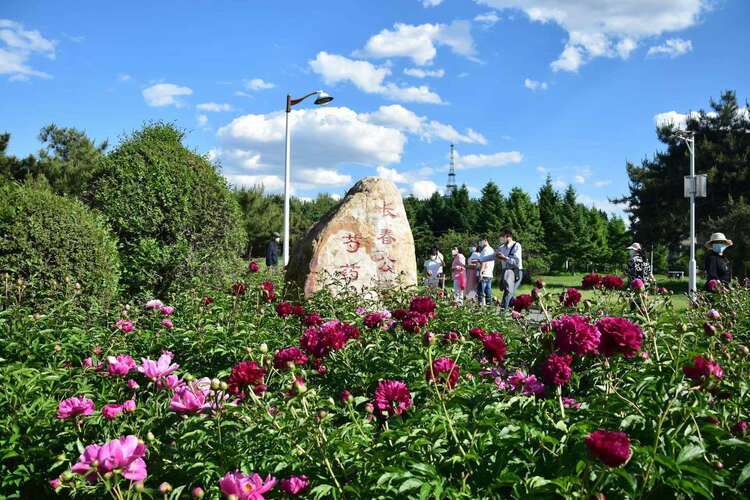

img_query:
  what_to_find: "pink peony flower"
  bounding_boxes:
[513,294,534,312]
[560,288,582,307]
[373,379,412,418]
[161,319,174,329]
[159,305,175,316]
[482,332,507,365]
[231,282,247,296]
[145,299,163,309]
[657,287,668,294]
[57,396,95,420]
[170,378,214,414]
[683,355,723,383]
[511,310,522,320]
[706,279,720,292]
[273,347,308,370]
[581,272,602,289]
[732,420,748,436]
[562,397,582,410]
[553,315,600,356]
[279,475,309,496]
[71,435,147,482]
[540,353,573,386]
[426,357,460,389]
[138,352,179,381]
[630,278,645,291]
[248,260,260,273]
[443,331,461,343]
[303,312,323,326]
[706,309,721,320]
[596,317,643,358]
[363,311,390,329]
[586,430,631,467]
[123,400,136,413]
[102,403,124,420]
[107,355,136,377]
[115,319,134,333]
[219,471,276,500]
[469,327,486,340]
[49,478,62,489]
[82,357,94,368]
[601,275,624,290]
[521,375,545,396]
[128,379,140,390]
[159,374,184,391]
[722,331,734,342]
[339,390,353,403]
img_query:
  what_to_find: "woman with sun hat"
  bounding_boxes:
[703,232,733,287]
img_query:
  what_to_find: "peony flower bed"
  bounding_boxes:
[0,270,749,498]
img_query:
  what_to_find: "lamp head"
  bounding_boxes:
[314,91,334,106]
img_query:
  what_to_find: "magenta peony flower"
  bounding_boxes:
[596,317,643,358]
[107,355,136,377]
[722,331,733,342]
[49,477,62,489]
[560,288,582,307]
[363,311,390,329]
[409,296,437,318]
[426,357,460,389]
[581,272,602,289]
[706,309,721,320]
[138,352,179,381]
[630,278,645,291]
[192,486,205,498]
[601,275,625,290]
[562,397,582,409]
[159,374,184,391]
[201,296,214,306]
[401,311,428,333]
[71,435,147,482]
[732,420,748,436]
[231,281,247,296]
[159,305,175,316]
[469,327,486,340]
[482,332,507,364]
[161,319,174,329]
[553,315,600,356]
[145,299,163,309]
[683,355,723,383]
[102,403,124,420]
[443,331,461,343]
[303,312,323,326]
[273,347,308,370]
[706,279,720,292]
[540,353,573,386]
[82,357,94,368]
[260,281,275,302]
[228,361,266,398]
[339,390,353,403]
[127,379,140,390]
[279,475,309,496]
[248,260,260,273]
[513,294,534,312]
[170,378,214,414]
[373,379,412,418]
[521,375,545,396]
[276,301,293,317]
[535,279,545,288]
[704,322,717,336]
[123,399,136,413]
[219,471,276,500]
[586,430,631,467]
[115,319,134,333]
[657,287,668,294]
[57,396,95,420]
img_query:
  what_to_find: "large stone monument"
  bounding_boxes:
[285,177,418,297]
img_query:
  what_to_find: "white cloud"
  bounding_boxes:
[309,51,444,104]
[594,180,612,188]
[117,73,132,82]
[577,194,624,216]
[474,11,501,26]
[653,110,697,129]
[245,78,275,91]
[376,165,437,192]
[363,104,486,144]
[225,174,285,192]
[297,168,352,186]
[574,174,585,184]
[421,0,444,6]
[403,67,445,78]
[647,38,693,58]
[357,21,477,66]
[412,180,441,199]
[377,165,409,184]
[524,78,548,91]
[0,19,56,80]
[478,0,707,71]
[455,151,523,169]
[197,114,208,126]
[535,166,547,174]
[197,102,233,112]
[142,83,193,107]
[553,179,567,189]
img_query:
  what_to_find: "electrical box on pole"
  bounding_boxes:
[684,174,707,198]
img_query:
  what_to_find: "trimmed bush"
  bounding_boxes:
[0,182,120,307]
[89,124,245,297]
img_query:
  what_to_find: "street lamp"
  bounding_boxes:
[282,90,334,266]
[676,131,704,298]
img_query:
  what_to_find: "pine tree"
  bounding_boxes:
[505,187,548,274]
[477,181,505,237]
[537,176,566,268]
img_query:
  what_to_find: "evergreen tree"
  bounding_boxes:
[505,187,548,275]
[607,216,630,270]
[537,176,566,267]
[477,181,505,237]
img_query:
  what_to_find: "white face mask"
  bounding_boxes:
[629,249,637,257]
[452,249,458,256]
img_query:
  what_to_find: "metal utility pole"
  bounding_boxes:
[446,144,457,195]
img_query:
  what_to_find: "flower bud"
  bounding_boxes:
[318,409,328,419]
[422,331,435,346]
[146,432,156,442]
[740,345,750,355]
[192,486,205,498]
[134,481,145,492]
[706,309,721,320]
[259,343,268,353]
[61,470,73,481]
[220,381,228,391]
[211,378,221,390]
[340,390,353,404]
[159,482,172,494]
[703,322,716,336]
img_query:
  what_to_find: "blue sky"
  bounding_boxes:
[2,0,749,217]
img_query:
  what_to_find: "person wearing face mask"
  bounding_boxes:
[424,246,443,288]
[450,246,466,304]
[465,245,480,303]
[626,243,653,285]
[703,232,733,286]
[473,228,522,308]
[266,232,281,269]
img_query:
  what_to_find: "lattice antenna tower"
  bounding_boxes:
[446,143,457,195]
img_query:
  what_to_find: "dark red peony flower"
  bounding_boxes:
[248,260,260,273]
[260,281,275,302]
[299,321,353,358]
[303,312,323,326]
[535,279,545,289]
[683,355,723,382]
[586,430,631,467]
[231,282,247,296]
[409,296,437,318]
[227,360,266,398]
[601,275,625,290]
[276,301,293,318]
[391,309,408,320]
[560,288,582,307]
[482,332,507,364]
[342,322,360,340]
[732,420,748,436]
[373,379,412,418]
[553,314,600,356]
[291,304,305,317]
[706,279,720,292]
[201,296,214,306]
[540,353,573,386]
[596,317,643,358]
[513,294,534,312]
[426,357,460,389]
[582,272,602,289]
[443,331,461,343]
[273,347,308,370]
[363,312,386,329]
[401,311,428,333]
[469,327,486,340]
[703,322,717,336]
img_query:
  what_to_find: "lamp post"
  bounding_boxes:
[282,90,334,267]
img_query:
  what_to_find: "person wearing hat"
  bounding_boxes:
[703,232,732,286]
[266,232,281,269]
[626,242,653,286]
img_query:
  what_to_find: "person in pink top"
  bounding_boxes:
[464,244,480,303]
[451,247,466,304]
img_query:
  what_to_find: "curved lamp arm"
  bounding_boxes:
[287,92,319,112]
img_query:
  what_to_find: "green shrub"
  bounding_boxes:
[88,123,245,297]
[0,182,120,308]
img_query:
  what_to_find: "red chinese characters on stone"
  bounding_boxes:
[380,200,398,218]
[342,233,362,253]
[374,252,397,274]
[338,263,360,281]
[377,228,396,245]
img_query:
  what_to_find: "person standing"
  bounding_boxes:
[703,232,733,286]
[451,246,466,304]
[626,243,654,285]
[476,228,522,308]
[477,239,495,306]
[465,245,480,302]
[266,232,281,269]
[423,248,443,288]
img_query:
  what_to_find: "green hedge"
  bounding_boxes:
[0,182,120,308]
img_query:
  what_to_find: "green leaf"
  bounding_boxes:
[677,444,704,464]
[399,478,423,493]
[738,463,750,486]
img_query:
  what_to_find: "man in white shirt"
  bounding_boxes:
[478,239,495,305]
[423,248,443,288]
[474,228,523,309]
